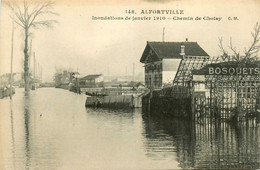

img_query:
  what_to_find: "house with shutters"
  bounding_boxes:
[140,41,209,89]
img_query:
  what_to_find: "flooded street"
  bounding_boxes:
[1,88,260,169]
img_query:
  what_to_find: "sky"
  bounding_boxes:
[0,0,260,82]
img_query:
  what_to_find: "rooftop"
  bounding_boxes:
[140,41,209,63]
[80,74,102,80]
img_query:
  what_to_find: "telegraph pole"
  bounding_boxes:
[37,62,39,84]
[132,63,135,82]
[29,39,32,71]
[162,27,165,42]
[10,18,14,99]
[33,52,36,90]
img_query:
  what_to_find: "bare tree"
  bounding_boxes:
[6,0,58,92]
[218,22,260,118]
[219,22,260,63]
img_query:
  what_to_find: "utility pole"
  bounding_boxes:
[77,68,80,94]
[125,66,128,81]
[41,66,42,82]
[162,27,165,42]
[10,18,14,100]
[37,62,39,84]
[40,65,42,83]
[28,39,32,71]
[94,62,96,74]
[33,52,36,90]
[107,64,110,82]
[132,63,135,82]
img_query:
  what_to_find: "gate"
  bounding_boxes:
[192,61,260,120]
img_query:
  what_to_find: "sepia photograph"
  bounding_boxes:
[0,0,260,169]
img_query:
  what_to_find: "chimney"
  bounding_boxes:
[180,45,185,56]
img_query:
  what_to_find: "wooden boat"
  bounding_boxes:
[85,94,143,108]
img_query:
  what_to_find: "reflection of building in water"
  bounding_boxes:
[142,114,260,169]
[192,119,260,169]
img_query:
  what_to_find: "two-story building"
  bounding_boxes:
[140,41,209,89]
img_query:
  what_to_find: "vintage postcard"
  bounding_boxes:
[0,0,260,169]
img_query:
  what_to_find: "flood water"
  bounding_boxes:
[0,88,260,169]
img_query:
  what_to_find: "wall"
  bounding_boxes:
[144,61,162,89]
[162,59,181,86]
[96,75,104,83]
[142,95,192,119]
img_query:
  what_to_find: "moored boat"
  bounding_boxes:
[85,94,143,108]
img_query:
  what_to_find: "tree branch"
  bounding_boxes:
[6,0,26,27]
[229,38,238,55]
[30,19,58,28]
[218,23,260,63]
[218,37,229,61]
[28,1,56,29]
[13,18,25,28]
[245,22,260,59]
[229,37,240,61]
[6,0,58,30]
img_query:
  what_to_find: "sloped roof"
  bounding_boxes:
[80,74,102,80]
[140,41,209,63]
[128,81,145,87]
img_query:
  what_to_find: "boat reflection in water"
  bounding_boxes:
[142,112,260,169]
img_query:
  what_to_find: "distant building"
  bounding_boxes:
[61,71,71,84]
[140,41,209,89]
[0,72,23,87]
[70,72,80,81]
[112,77,130,83]
[79,74,104,87]
[54,71,79,87]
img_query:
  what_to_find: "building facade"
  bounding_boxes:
[79,74,104,87]
[140,41,209,89]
